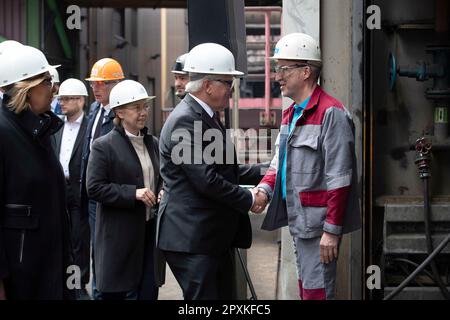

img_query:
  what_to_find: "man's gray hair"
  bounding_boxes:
[185,77,206,94]
[185,73,227,93]
[307,61,322,82]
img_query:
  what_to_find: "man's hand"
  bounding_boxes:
[250,188,268,214]
[157,190,164,203]
[320,232,340,264]
[136,188,156,207]
[0,280,6,300]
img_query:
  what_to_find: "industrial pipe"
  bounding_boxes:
[384,232,450,300]
[386,138,450,300]
[415,137,450,299]
[264,11,271,126]
[245,7,282,126]
[46,0,73,59]
[236,248,258,300]
[423,178,450,299]
[392,258,435,284]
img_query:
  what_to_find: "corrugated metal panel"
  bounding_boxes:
[0,0,26,43]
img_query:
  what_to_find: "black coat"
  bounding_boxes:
[157,94,264,255]
[80,102,115,218]
[0,97,73,299]
[51,115,88,208]
[86,125,165,293]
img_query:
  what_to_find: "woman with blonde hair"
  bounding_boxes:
[0,44,73,299]
[87,80,165,300]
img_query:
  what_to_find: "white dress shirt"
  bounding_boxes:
[59,113,84,179]
[90,104,111,150]
[189,93,214,118]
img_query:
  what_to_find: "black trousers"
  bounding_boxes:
[67,205,90,286]
[66,182,90,286]
[163,249,235,300]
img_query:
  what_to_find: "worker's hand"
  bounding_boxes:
[320,232,340,264]
[136,188,156,207]
[250,188,268,214]
[157,190,164,204]
[0,280,6,300]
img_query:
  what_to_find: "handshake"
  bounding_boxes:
[250,187,269,214]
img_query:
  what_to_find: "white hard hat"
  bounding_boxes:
[0,45,60,87]
[0,40,24,54]
[56,78,88,97]
[271,33,321,63]
[109,80,156,109]
[0,41,24,88]
[49,66,60,84]
[183,43,244,76]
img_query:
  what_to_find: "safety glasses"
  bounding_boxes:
[274,63,309,75]
[89,80,118,88]
[125,104,150,113]
[58,96,81,103]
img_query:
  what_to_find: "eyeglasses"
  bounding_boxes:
[41,78,53,87]
[89,81,118,88]
[125,104,150,113]
[32,75,52,88]
[28,73,52,84]
[274,64,309,74]
[58,96,81,102]
[213,79,234,88]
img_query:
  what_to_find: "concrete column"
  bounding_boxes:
[321,0,363,300]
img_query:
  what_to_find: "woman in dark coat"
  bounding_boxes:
[0,44,73,300]
[86,80,165,300]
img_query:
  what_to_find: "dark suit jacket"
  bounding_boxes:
[80,102,115,218]
[86,125,165,292]
[51,115,88,208]
[157,94,263,254]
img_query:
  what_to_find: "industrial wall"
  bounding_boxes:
[0,0,26,43]
[369,0,450,299]
[80,7,188,135]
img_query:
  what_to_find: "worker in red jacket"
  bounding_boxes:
[255,33,361,300]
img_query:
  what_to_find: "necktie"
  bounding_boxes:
[213,112,225,132]
[92,107,105,141]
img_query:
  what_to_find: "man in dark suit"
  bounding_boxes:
[51,78,90,299]
[79,58,125,299]
[157,43,268,300]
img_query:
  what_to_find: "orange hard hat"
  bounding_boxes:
[85,58,125,81]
